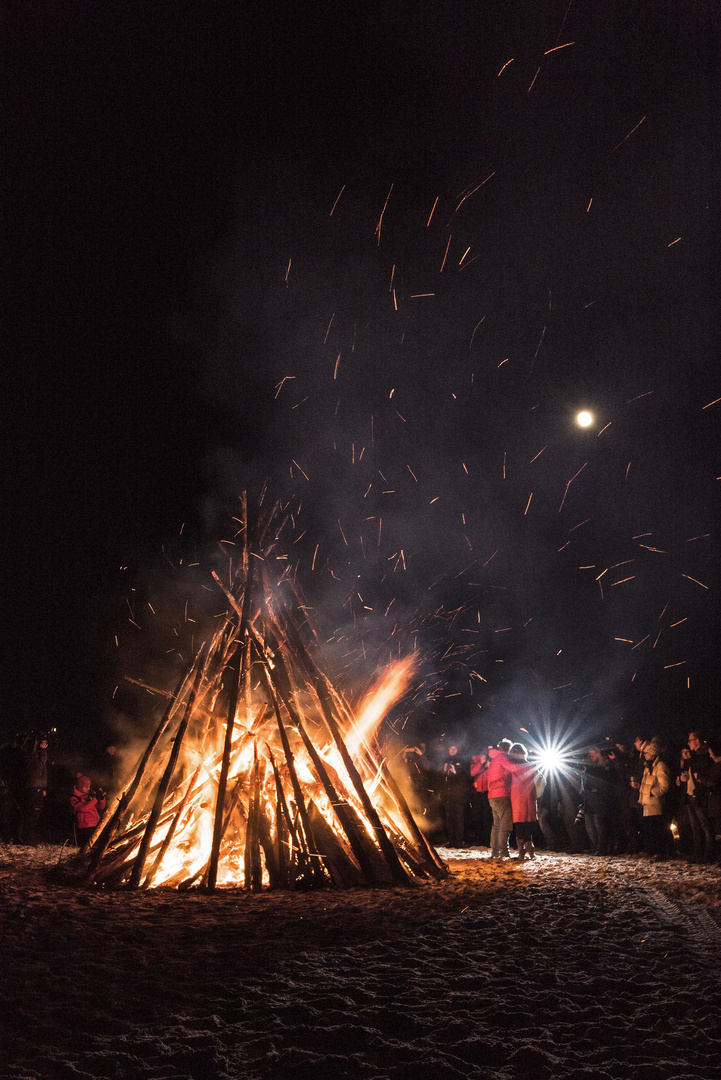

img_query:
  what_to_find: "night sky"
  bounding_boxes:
[4,1,720,754]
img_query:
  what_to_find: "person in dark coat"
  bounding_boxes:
[684,731,715,863]
[693,739,721,864]
[581,746,613,856]
[0,735,24,842]
[441,744,470,847]
[21,736,48,845]
[606,742,634,853]
[555,767,586,852]
[675,745,695,857]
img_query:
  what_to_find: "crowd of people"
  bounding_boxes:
[0,734,121,848]
[401,730,721,865]
[3,726,720,867]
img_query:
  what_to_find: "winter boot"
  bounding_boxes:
[525,839,535,859]
[516,841,526,860]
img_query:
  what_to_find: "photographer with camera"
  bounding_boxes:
[70,774,106,851]
[581,746,613,856]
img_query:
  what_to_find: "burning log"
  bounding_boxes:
[311,676,411,886]
[141,762,204,888]
[85,497,447,891]
[85,661,199,871]
[381,762,448,879]
[268,748,297,889]
[244,745,264,891]
[207,638,244,890]
[265,645,397,886]
[261,666,327,888]
[128,652,208,888]
[306,801,365,888]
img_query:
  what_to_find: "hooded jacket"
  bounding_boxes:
[486,747,512,799]
[687,746,711,811]
[507,760,539,823]
[470,756,489,793]
[71,785,106,830]
[638,755,670,817]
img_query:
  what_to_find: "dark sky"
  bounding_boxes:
[4,1,720,751]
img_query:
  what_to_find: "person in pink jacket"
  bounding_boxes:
[507,743,540,860]
[486,740,513,859]
[71,774,106,851]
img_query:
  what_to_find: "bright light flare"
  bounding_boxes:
[576,410,594,428]
[530,740,576,777]
[533,745,565,771]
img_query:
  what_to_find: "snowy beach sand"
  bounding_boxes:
[1,845,720,1079]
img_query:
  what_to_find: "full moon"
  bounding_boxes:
[576,410,594,427]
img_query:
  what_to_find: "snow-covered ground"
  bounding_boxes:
[2,844,720,1079]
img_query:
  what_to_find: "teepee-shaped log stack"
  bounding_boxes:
[86,498,447,891]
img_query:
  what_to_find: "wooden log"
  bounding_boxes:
[97,787,191,855]
[255,589,409,886]
[91,807,177,886]
[178,867,205,891]
[196,777,249,891]
[255,628,397,888]
[311,676,411,887]
[141,762,204,888]
[85,659,199,870]
[244,744,263,890]
[381,762,449,879]
[207,499,255,891]
[265,643,388,885]
[256,792,280,889]
[268,748,300,888]
[90,616,236,875]
[195,714,270,891]
[306,801,365,888]
[260,664,325,886]
[128,651,207,887]
[327,795,396,885]
[92,837,143,886]
[206,638,243,890]
[274,796,289,887]
[218,765,249,837]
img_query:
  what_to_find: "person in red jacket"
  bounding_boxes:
[486,739,513,860]
[507,743,540,860]
[71,774,106,851]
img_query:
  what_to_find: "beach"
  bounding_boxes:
[2,845,720,1079]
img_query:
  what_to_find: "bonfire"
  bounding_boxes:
[85,497,447,891]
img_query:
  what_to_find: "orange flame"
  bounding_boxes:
[124,654,416,888]
[345,656,416,757]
